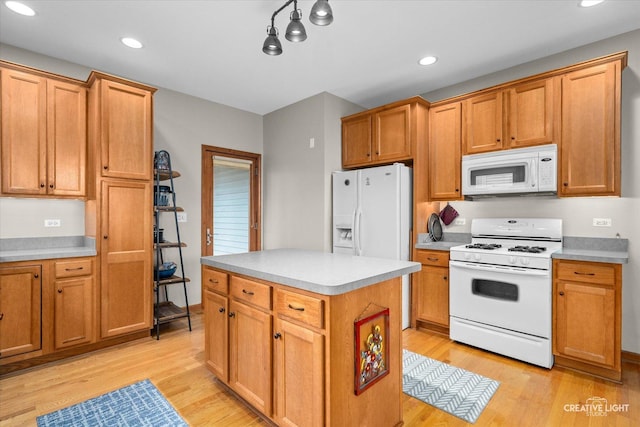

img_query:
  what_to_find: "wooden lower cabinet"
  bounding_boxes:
[228,299,273,416]
[203,265,403,426]
[0,264,42,358]
[53,258,94,350]
[552,259,622,381]
[412,250,450,333]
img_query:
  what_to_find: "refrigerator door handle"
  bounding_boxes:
[354,209,362,256]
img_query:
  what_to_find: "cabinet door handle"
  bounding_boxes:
[0,313,4,320]
[443,276,447,280]
[34,274,39,279]
[288,304,305,312]
[228,312,235,318]
[274,332,282,339]
[242,289,254,296]
[57,289,63,294]
[103,235,108,239]
[559,291,565,296]
[103,165,108,170]
[49,183,54,189]
[574,271,595,276]
[218,307,225,313]
[40,183,45,188]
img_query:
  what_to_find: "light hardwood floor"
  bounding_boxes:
[1,310,638,426]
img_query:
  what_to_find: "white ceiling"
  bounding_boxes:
[1,1,639,115]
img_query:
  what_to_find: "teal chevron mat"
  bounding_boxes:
[403,349,499,424]
[36,379,188,426]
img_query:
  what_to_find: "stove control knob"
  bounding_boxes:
[509,256,517,264]
[520,257,530,266]
[464,253,472,261]
[474,253,482,261]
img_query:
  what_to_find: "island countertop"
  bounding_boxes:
[200,248,421,296]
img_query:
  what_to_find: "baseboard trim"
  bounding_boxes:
[622,350,640,364]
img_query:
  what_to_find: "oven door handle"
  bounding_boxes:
[449,260,550,276]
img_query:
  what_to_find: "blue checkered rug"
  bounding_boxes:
[36,379,188,426]
[403,349,499,424]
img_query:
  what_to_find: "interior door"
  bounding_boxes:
[201,145,261,257]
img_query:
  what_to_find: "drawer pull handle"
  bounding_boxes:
[427,257,439,262]
[288,304,305,312]
[65,267,84,271]
[209,278,219,284]
[242,289,255,296]
[574,271,595,276]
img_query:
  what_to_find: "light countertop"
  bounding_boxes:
[0,236,96,262]
[201,248,421,296]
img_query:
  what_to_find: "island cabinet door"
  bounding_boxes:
[204,289,228,381]
[228,300,272,416]
[273,317,325,427]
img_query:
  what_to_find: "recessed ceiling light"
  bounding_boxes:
[121,37,143,49]
[418,56,438,66]
[5,1,36,16]
[579,0,604,7]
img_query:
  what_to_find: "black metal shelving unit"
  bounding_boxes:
[153,150,191,339]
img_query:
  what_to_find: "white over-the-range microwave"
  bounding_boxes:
[461,144,557,199]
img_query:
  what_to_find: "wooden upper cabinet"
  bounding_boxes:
[342,114,372,167]
[507,77,557,149]
[342,97,426,169]
[463,91,503,154]
[90,76,154,181]
[47,80,87,196]
[429,102,462,200]
[1,66,86,197]
[463,77,557,155]
[559,61,621,197]
[374,103,412,162]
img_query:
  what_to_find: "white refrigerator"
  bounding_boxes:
[332,163,412,329]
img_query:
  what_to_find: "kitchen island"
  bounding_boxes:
[201,249,420,427]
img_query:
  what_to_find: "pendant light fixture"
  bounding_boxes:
[262,0,333,56]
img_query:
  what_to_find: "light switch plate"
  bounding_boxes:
[177,212,187,223]
[44,219,61,227]
[454,218,466,225]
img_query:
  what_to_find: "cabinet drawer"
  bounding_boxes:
[555,260,616,285]
[55,258,93,278]
[203,267,228,294]
[275,289,324,329]
[414,250,449,267]
[230,276,271,310]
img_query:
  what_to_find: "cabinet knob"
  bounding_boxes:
[49,183,54,189]
[40,183,45,188]
[103,235,108,239]
[228,312,235,318]
[455,188,459,192]
[496,138,501,142]
[34,274,39,279]
[443,276,447,280]
[57,289,63,294]
[274,332,282,340]
[559,291,565,296]
[103,165,108,170]
[0,313,4,320]
[218,307,225,313]
[563,182,568,186]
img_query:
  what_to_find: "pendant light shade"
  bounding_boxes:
[309,0,333,26]
[262,0,334,55]
[262,26,282,55]
[285,9,307,42]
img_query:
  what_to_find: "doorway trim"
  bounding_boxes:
[201,145,261,257]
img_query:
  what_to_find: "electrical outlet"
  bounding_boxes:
[177,212,187,223]
[592,218,612,227]
[454,218,466,226]
[44,219,61,227]
[309,137,315,148]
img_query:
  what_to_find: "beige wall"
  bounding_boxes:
[420,29,640,353]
